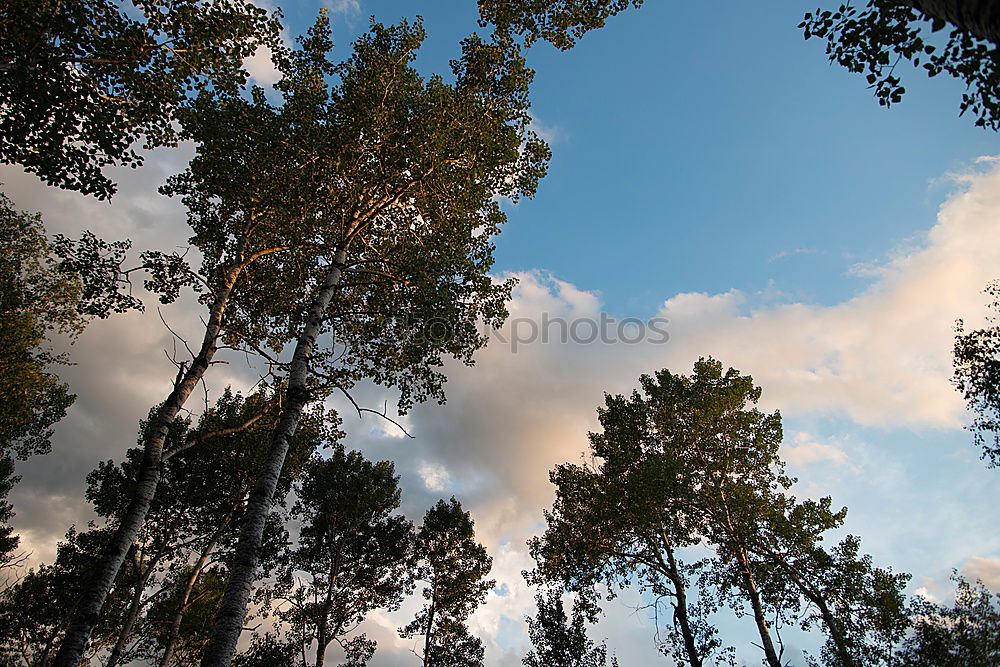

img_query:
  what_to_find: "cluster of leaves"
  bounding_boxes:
[801,2,1000,128]
[954,280,1000,465]
[479,0,644,49]
[0,0,281,198]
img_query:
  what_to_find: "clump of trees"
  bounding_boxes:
[526,359,995,666]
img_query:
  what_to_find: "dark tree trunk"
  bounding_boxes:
[200,250,347,667]
[54,269,240,667]
[105,557,158,667]
[662,545,703,667]
[900,0,1000,44]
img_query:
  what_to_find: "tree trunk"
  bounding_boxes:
[899,0,1000,43]
[811,592,855,667]
[53,270,240,667]
[200,250,348,667]
[422,579,437,667]
[158,518,230,667]
[105,557,158,667]
[735,544,781,667]
[662,546,703,667]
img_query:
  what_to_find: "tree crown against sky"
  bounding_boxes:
[262,447,414,667]
[530,358,916,667]
[168,12,550,412]
[0,0,281,199]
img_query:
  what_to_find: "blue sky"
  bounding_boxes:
[310,0,1000,313]
[4,1,1000,665]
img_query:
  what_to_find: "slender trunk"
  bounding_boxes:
[105,557,158,667]
[662,545,703,667]
[53,269,240,667]
[734,542,781,667]
[158,518,231,667]
[810,591,855,667]
[314,625,327,667]
[200,250,348,667]
[898,0,1000,44]
[422,578,437,667]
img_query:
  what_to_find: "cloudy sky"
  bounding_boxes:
[4,1,1000,665]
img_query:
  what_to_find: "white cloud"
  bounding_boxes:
[325,0,361,16]
[782,431,849,467]
[243,44,281,86]
[417,461,450,492]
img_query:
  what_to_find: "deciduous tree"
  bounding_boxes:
[264,447,414,667]
[523,590,617,667]
[400,498,494,667]
[199,13,546,663]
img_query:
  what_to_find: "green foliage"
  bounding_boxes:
[0,0,280,198]
[479,0,644,49]
[0,196,79,460]
[264,447,414,666]
[801,2,1000,129]
[954,280,1000,466]
[523,589,616,667]
[168,13,549,414]
[401,498,494,667]
[896,574,1000,666]
[0,526,121,664]
[531,358,913,667]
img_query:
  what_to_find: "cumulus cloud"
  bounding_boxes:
[782,431,849,467]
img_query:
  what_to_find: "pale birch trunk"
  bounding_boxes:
[200,249,348,667]
[734,543,781,667]
[53,266,242,667]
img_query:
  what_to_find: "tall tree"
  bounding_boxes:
[532,359,912,666]
[0,0,280,198]
[528,364,739,667]
[954,280,1000,466]
[51,34,335,658]
[400,498,494,667]
[523,590,616,667]
[199,13,547,664]
[264,447,414,667]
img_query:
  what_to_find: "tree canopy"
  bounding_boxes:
[0,0,280,198]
